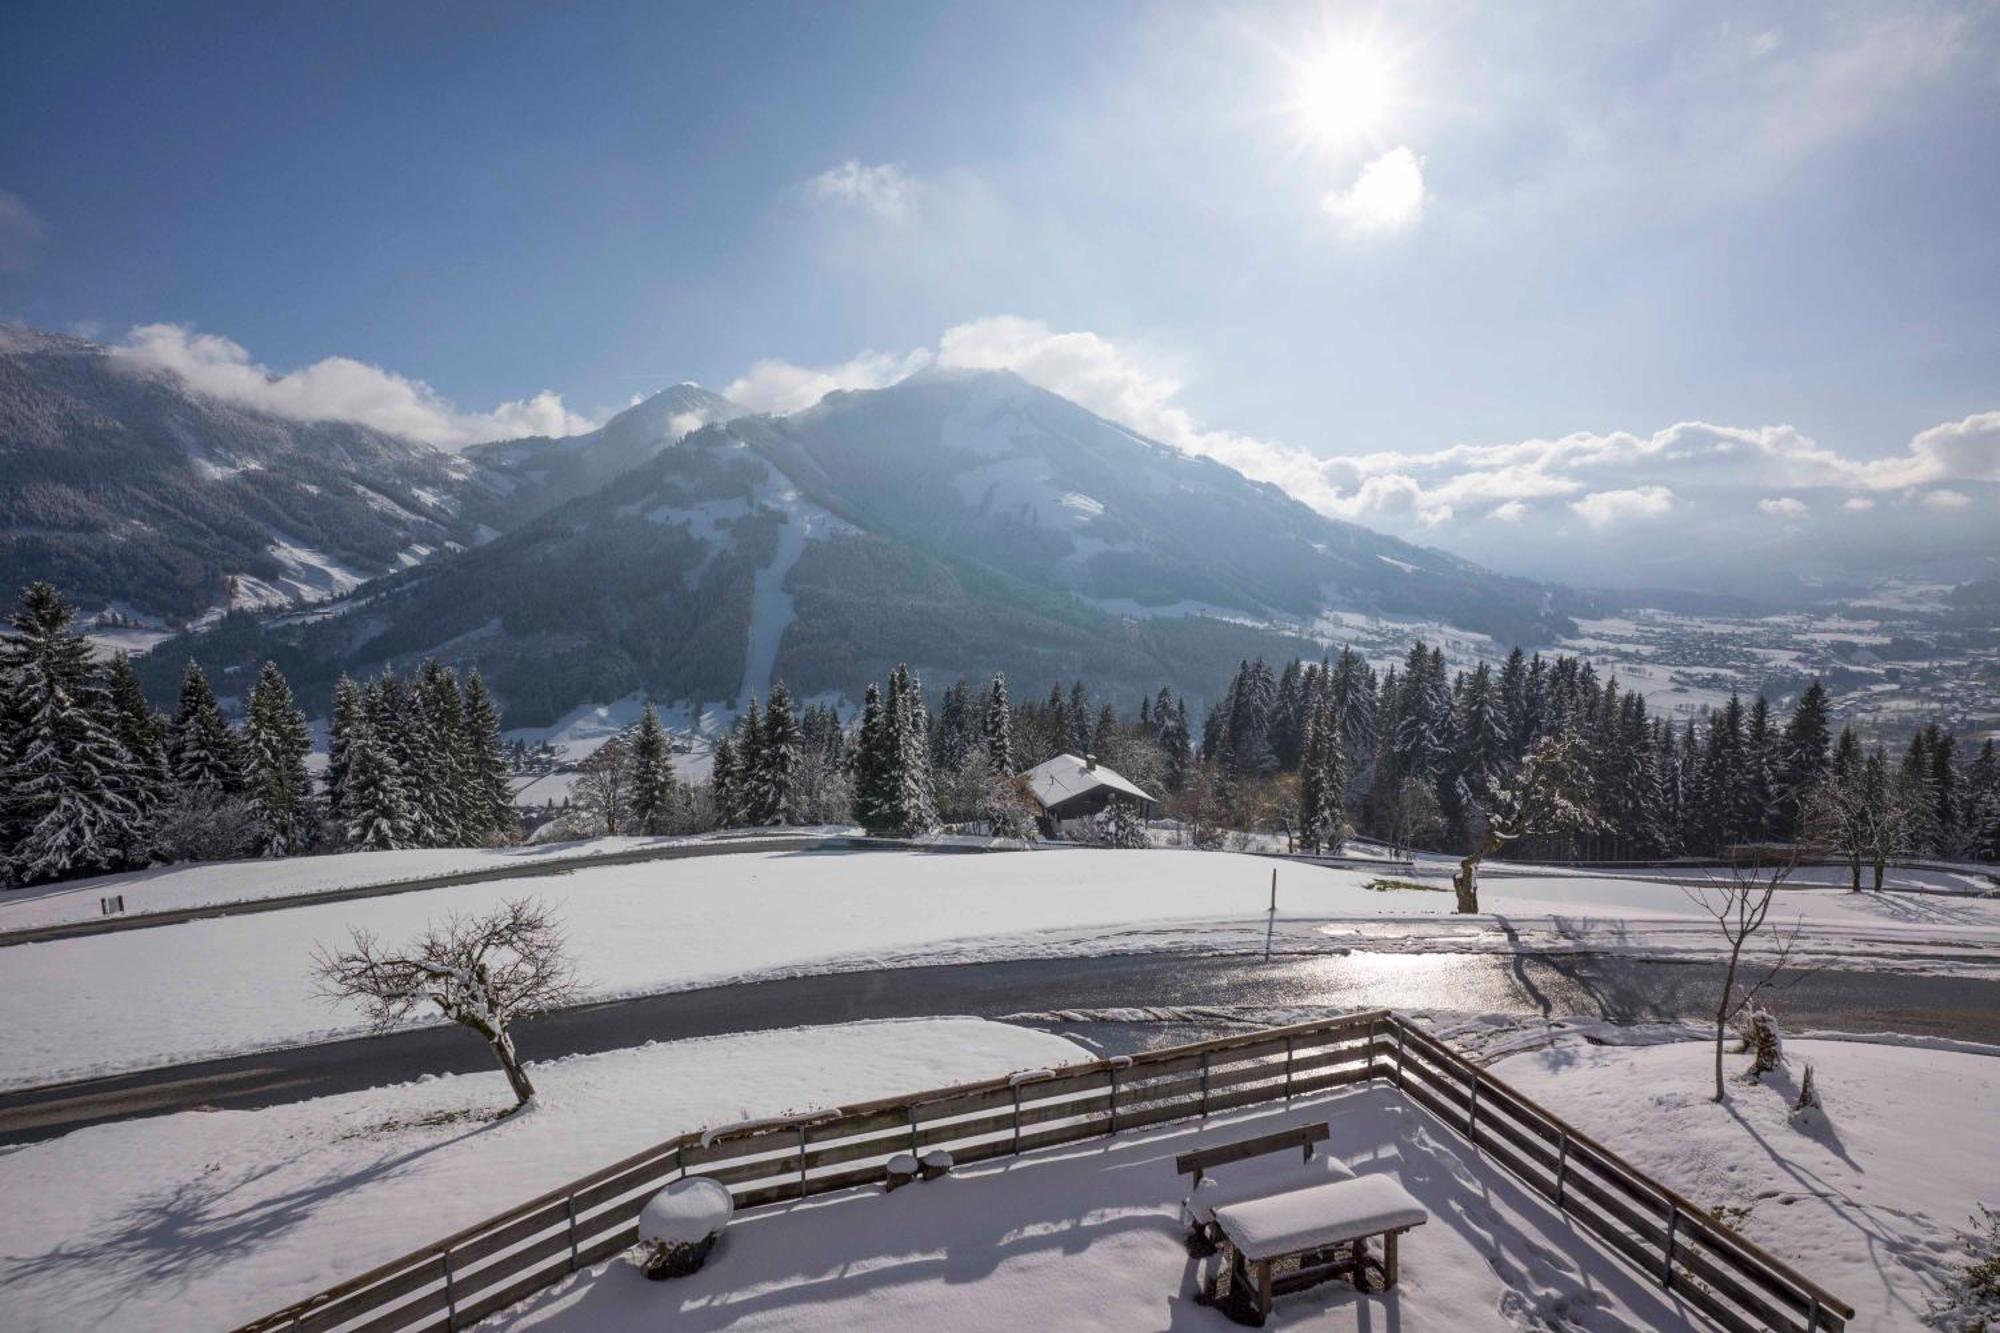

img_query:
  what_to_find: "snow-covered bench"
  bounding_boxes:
[1176,1122,1351,1253]
[1206,1175,1428,1325]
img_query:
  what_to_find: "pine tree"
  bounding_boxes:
[460,670,514,842]
[104,650,168,860]
[168,659,245,794]
[325,674,363,829]
[1777,681,1832,839]
[884,664,938,836]
[1297,687,1348,854]
[630,702,677,834]
[982,673,1015,774]
[344,717,416,851]
[245,660,315,855]
[0,583,141,883]
[853,682,889,831]
[419,660,472,845]
[753,682,801,826]
[710,733,741,827]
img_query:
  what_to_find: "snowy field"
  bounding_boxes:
[0,837,696,933]
[6,848,1999,1088]
[0,1019,1084,1333]
[1497,1036,2000,1332]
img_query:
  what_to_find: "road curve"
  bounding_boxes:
[4,950,1995,1146]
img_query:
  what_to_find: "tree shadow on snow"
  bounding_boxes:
[0,1111,508,1322]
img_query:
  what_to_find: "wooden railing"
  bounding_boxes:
[232,1011,1852,1333]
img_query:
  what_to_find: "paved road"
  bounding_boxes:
[5,950,1994,1145]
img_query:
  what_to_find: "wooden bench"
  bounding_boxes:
[1205,1176,1428,1326]
[1175,1122,1329,1188]
[1176,1123,1351,1255]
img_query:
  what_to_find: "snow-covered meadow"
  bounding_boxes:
[5,847,1997,1088]
[0,1019,1085,1333]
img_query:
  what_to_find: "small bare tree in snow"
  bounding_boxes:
[1451,730,1598,914]
[313,897,577,1109]
[1681,852,1805,1103]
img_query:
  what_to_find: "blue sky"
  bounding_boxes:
[3,1,1995,587]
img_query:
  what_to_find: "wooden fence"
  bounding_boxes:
[233,1011,1852,1333]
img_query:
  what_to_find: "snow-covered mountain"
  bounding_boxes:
[138,367,1574,723]
[0,324,479,624]
[458,381,743,532]
[0,324,746,629]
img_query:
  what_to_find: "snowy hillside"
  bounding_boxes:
[129,367,1573,723]
[0,324,481,623]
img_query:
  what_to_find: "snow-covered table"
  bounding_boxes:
[637,1177,734,1279]
[1207,1176,1427,1325]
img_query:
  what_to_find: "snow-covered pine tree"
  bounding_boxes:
[755,682,801,826]
[1297,689,1348,854]
[1106,794,1150,848]
[460,669,514,843]
[168,659,245,794]
[982,672,1015,774]
[732,697,763,827]
[344,716,417,851]
[104,649,169,860]
[853,681,890,832]
[324,674,362,829]
[885,664,938,836]
[245,660,316,856]
[630,702,677,835]
[1777,680,1831,840]
[709,733,740,828]
[0,583,141,884]
[419,660,472,845]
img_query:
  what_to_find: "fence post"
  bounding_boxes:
[565,1193,579,1272]
[908,1103,920,1155]
[1661,1204,1679,1289]
[1395,1024,1407,1090]
[442,1248,458,1330]
[1555,1131,1569,1209]
[1467,1070,1481,1146]
[1107,1066,1120,1134]
[1012,1084,1024,1153]
[797,1124,810,1199]
[1284,1037,1294,1101]
[1199,1052,1211,1119]
[1806,1298,1822,1332]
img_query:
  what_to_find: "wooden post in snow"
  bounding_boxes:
[1264,867,1277,961]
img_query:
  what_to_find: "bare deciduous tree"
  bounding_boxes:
[1681,853,1805,1103]
[313,897,577,1108]
[572,737,633,836]
[1451,730,1598,914]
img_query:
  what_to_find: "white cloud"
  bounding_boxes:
[109,323,595,449]
[805,161,921,224]
[1320,147,1426,237]
[723,348,934,416]
[0,190,46,273]
[1570,486,1675,528]
[1757,496,1810,519]
[1842,496,1876,511]
[1923,488,1972,510]
[1488,500,1530,522]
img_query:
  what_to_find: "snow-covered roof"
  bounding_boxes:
[1019,753,1157,809]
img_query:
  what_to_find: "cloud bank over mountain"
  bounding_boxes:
[110,324,597,450]
[731,317,2000,591]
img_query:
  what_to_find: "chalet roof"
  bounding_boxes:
[1019,752,1158,810]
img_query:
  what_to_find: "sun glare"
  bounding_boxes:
[1296,43,1394,142]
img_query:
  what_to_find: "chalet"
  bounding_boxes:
[1020,752,1159,837]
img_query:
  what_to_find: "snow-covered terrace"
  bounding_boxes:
[236,1014,1854,1333]
[491,1082,1701,1332]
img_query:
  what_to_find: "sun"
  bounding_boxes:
[1295,42,1395,143]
